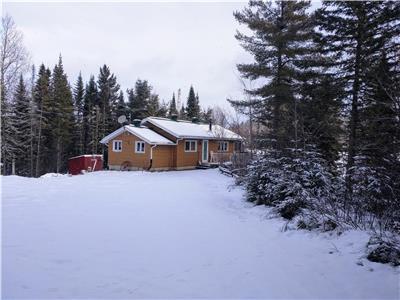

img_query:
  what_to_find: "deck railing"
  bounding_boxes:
[210,152,233,164]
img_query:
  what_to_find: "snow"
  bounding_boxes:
[143,117,243,140]
[100,125,175,145]
[2,170,398,299]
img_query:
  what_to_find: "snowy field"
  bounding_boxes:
[2,169,399,299]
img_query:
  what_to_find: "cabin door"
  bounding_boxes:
[202,140,209,163]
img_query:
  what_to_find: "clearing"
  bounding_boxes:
[2,169,399,298]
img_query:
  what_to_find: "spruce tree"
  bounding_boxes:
[83,75,98,154]
[73,72,85,155]
[12,75,31,175]
[116,90,127,121]
[33,64,52,176]
[316,0,400,201]
[147,94,160,117]
[168,93,178,116]
[127,79,151,120]
[186,86,200,120]
[97,65,120,164]
[49,55,74,173]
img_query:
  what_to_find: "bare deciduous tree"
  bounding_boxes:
[1,14,29,174]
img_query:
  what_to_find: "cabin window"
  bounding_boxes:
[184,140,197,152]
[113,140,122,152]
[218,141,228,152]
[135,141,145,153]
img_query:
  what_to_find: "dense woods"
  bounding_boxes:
[231,0,400,242]
[0,15,213,176]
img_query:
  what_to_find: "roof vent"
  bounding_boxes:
[170,114,178,121]
[132,119,141,127]
[191,117,199,124]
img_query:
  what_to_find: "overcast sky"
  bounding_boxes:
[4,1,257,110]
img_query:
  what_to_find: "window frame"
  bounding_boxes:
[112,140,122,152]
[184,140,197,152]
[135,141,145,153]
[218,141,229,152]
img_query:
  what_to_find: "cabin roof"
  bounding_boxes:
[142,117,244,141]
[100,125,176,145]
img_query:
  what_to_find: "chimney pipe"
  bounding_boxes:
[132,119,141,127]
[209,119,212,131]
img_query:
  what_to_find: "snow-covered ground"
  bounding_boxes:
[2,170,399,299]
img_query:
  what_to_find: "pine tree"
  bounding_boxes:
[168,92,178,116]
[49,55,74,173]
[232,0,314,150]
[186,85,200,120]
[12,75,31,175]
[73,72,85,155]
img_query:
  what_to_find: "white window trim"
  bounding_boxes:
[113,140,122,152]
[218,141,229,152]
[135,141,145,153]
[184,140,197,152]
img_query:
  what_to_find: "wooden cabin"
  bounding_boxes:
[100,117,244,171]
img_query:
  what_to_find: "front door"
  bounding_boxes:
[202,140,209,163]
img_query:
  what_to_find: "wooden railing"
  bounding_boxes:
[210,152,233,164]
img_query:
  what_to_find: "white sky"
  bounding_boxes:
[3,1,255,110]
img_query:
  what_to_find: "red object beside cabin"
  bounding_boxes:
[68,155,103,175]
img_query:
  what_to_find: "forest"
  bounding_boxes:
[1,14,213,176]
[228,0,400,260]
[1,1,399,258]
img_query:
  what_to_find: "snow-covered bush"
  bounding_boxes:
[244,146,343,223]
[348,156,400,231]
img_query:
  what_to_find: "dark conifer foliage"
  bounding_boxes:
[12,75,31,176]
[49,55,75,173]
[232,0,315,149]
[168,93,178,116]
[73,72,85,155]
[83,75,99,154]
[33,64,52,177]
[233,0,400,234]
[186,85,200,120]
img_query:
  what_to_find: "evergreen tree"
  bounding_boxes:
[116,90,127,121]
[179,105,186,120]
[73,72,85,155]
[315,1,400,200]
[97,65,120,164]
[186,85,200,119]
[232,0,314,150]
[12,75,31,175]
[168,92,178,116]
[298,74,343,168]
[147,94,160,116]
[83,75,98,154]
[33,64,52,177]
[127,79,151,120]
[49,55,74,173]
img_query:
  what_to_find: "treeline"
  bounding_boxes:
[231,1,400,235]
[1,14,212,176]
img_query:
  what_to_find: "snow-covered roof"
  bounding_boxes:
[100,125,175,145]
[142,117,244,141]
